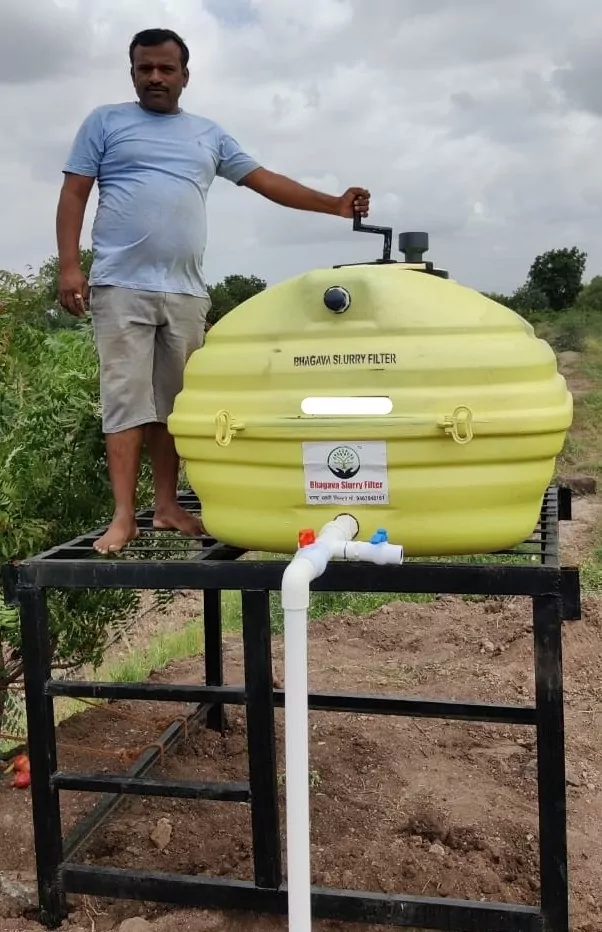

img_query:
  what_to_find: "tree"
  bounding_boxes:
[527,247,587,312]
[207,273,267,326]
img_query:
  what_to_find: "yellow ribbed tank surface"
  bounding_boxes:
[168,255,572,556]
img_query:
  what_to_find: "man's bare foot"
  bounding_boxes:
[153,503,206,537]
[93,514,140,555]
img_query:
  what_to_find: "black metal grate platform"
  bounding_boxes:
[1,484,581,932]
[19,483,572,566]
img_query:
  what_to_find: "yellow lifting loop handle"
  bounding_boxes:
[439,405,474,445]
[215,410,245,447]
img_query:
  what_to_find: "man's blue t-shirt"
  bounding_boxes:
[63,101,260,297]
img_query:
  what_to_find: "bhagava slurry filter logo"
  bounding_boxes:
[327,446,361,480]
[302,441,390,505]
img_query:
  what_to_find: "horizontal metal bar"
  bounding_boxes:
[60,865,541,931]
[190,544,246,564]
[136,519,202,528]
[47,680,536,725]
[37,539,240,564]
[46,546,201,558]
[62,703,209,861]
[27,523,110,561]
[53,773,249,801]
[47,681,247,704]
[17,558,565,595]
[288,693,537,725]
[99,547,205,554]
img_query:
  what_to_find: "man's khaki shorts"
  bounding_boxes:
[90,286,210,434]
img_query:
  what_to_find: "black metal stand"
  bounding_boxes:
[2,486,580,931]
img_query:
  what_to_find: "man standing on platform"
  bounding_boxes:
[57,27,370,554]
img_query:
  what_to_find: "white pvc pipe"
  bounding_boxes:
[284,607,311,932]
[330,539,403,565]
[281,515,403,932]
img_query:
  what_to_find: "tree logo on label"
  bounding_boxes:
[327,446,361,480]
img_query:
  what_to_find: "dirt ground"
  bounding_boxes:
[1,500,601,932]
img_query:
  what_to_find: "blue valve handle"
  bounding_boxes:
[370,529,389,544]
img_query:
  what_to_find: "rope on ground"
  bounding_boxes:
[2,709,193,765]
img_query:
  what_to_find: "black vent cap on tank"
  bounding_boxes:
[324,286,351,314]
[399,231,429,263]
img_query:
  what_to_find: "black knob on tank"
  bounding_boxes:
[324,286,351,314]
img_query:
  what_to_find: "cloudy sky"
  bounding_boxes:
[2,0,602,294]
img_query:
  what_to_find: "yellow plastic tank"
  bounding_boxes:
[168,227,572,556]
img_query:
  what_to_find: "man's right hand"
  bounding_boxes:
[59,266,89,317]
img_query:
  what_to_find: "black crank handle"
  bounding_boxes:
[352,210,393,263]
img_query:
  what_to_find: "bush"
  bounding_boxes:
[0,268,154,734]
[511,283,550,314]
[574,276,602,313]
[0,260,267,738]
[549,311,588,353]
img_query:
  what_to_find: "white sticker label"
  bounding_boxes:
[302,441,389,505]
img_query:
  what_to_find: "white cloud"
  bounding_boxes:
[1,0,602,295]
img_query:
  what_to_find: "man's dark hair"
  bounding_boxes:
[129,29,190,67]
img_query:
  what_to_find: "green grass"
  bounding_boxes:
[557,327,602,478]
[105,619,205,684]
[581,559,602,593]
[554,324,602,590]
[103,588,251,685]
[579,520,602,593]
